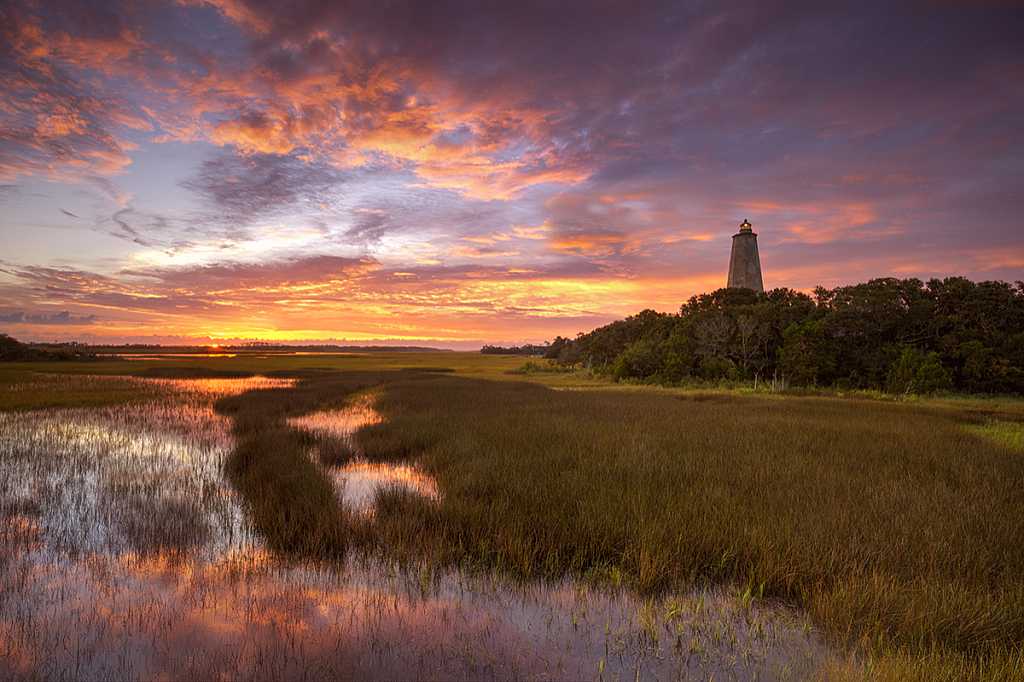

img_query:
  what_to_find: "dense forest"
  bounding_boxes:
[544,277,1024,394]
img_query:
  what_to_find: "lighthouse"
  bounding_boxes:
[727,219,764,292]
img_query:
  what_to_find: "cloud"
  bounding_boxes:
[0,310,97,325]
[1,0,1021,344]
[6,0,1022,219]
[180,152,345,218]
[128,254,382,290]
[0,2,154,201]
[542,195,640,258]
[3,254,640,335]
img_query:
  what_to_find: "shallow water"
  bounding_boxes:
[331,461,440,512]
[1,548,855,681]
[0,376,292,561]
[286,400,439,511]
[0,375,859,681]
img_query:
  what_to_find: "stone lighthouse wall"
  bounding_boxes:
[727,229,764,292]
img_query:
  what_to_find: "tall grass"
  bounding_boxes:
[214,369,437,559]
[7,360,1020,677]
[0,369,163,410]
[351,375,1024,676]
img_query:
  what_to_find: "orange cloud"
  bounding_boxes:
[212,115,296,155]
[2,254,714,344]
[774,203,908,244]
[3,0,604,207]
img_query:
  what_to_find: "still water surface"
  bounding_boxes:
[0,375,857,680]
[287,402,440,511]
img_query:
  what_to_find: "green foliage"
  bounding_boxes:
[480,343,550,355]
[612,336,661,380]
[0,334,24,360]
[565,278,1024,394]
[697,356,738,381]
[544,336,567,359]
[887,347,953,395]
[778,319,837,386]
[0,334,94,362]
[657,349,690,383]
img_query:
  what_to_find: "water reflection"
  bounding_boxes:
[286,396,381,440]
[0,376,292,562]
[334,462,439,512]
[0,375,860,681]
[95,352,239,359]
[0,546,857,681]
[286,398,440,512]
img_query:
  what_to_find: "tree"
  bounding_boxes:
[613,336,661,380]
[886,347,953,395]
[694,315,736,363]
[778,319,837,386]
[545,336,567,359]
[656,333,695,382]
[0,334,27,360]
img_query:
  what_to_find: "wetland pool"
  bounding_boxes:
[0,374,859,680]
[286,402,440,512]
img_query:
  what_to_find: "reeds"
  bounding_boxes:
[4,361,1021,678]
[350,374,1024,677]
[225,428,350,557]
[214,370,418,559]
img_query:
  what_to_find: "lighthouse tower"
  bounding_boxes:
[727,219,764,292]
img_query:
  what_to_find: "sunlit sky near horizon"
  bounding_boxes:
[1,0,1022,349]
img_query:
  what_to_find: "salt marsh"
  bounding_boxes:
[0,373,854,680]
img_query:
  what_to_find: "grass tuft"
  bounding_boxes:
[225,428,349,557]
[216,369,442,561]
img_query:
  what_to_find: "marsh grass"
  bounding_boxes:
[4,359,1021,679]
[314,433,361,466]
[225,428,350,557]
[0,369,163,411]
[967,420,1024,454]
[0,379,269,563]
[214,370,435,559]
[349,374,1024,677]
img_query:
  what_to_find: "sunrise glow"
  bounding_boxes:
[1,1,1021,348]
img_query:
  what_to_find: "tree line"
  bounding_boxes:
[544,277,1024,394]
[0,334,97,362]
[480,343,552,356]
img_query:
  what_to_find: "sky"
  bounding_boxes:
[1,0,1022,349]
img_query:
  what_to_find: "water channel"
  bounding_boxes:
[0,374,859,680]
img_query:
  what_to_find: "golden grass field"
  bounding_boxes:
[1,351,1022,680]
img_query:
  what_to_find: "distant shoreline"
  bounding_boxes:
[48,344,452,354]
